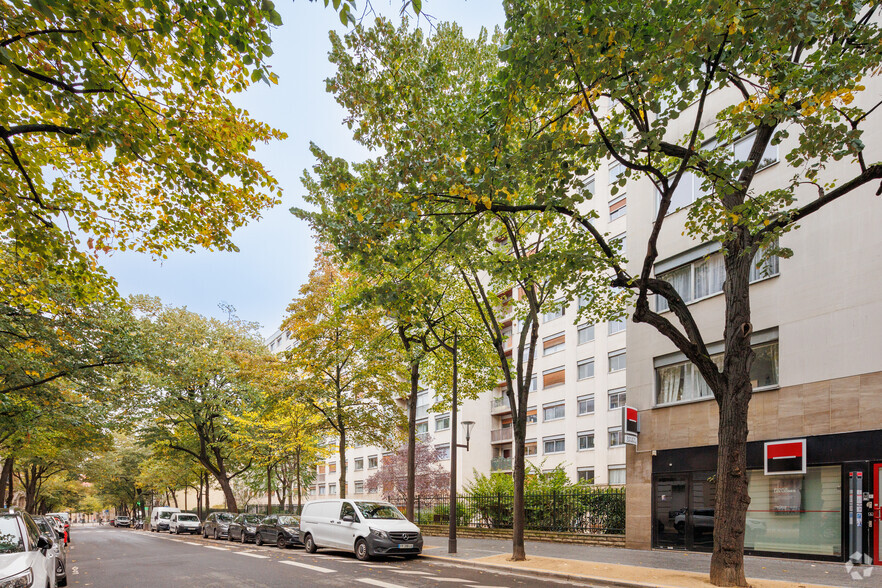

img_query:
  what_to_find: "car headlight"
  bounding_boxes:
[0,569,34,588]
[245,526,255,532]
[370,528,389,540]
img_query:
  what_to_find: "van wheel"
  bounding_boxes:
[303,534,317,554]
[255,533,263,546]
[355,538,370,561]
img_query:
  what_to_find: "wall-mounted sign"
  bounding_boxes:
[764,439,806,475]
[622,406,639,446]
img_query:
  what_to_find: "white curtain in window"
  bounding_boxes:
[657,265,692,311]
[608,467,626,485]
[694,253,725,299]
[657,364,686,404]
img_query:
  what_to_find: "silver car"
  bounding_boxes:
[34,516,67,586]
[0,509,56,588]
[169,513,201,535]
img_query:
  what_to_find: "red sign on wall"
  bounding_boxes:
[764,439,806,475]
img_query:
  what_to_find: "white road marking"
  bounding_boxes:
[355,580,408,588]
[391,570,435,576]
[235,552,270,559]
[71,567,79,575]
[183,542,200,545]
[279,560,336,573]
[433,579,476,583]
[204,546,229,551]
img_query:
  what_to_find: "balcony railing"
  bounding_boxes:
[490,428,513,443]
[491,396,511,414]
[491,457,513,471]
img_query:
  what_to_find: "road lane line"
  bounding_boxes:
[204,546,229,551]
[235,552,270,559]
[433,579,475,583]
[355,580,408,588]
[279,560,336,573]
[183,542,201,545]
[391,571,435,576]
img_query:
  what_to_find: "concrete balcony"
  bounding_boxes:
[491,457,512,472]
[490,428,513,444]
[490,396,511,415]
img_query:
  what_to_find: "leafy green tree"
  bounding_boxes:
[0,0,286,310]
[282,252,406,499]
[131,297,268,512]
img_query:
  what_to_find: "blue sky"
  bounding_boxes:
[99,1,505,338]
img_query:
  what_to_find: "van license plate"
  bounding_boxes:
[398,543,413,549]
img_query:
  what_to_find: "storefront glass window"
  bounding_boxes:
[744,465,841,556]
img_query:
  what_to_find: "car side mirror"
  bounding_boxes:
[342,515,355,523]
[37,535,53,553]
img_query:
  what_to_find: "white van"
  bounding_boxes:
[299,500,422,561]
[149,507,181,532]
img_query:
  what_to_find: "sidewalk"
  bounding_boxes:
[422,536,870,588]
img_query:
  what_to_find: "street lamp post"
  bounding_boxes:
[448,328,476,554]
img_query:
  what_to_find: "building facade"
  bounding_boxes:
[623,77,882,563]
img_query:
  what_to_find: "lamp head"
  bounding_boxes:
[461,420,475,441]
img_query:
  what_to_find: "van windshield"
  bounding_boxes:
[355,502,405,520]
[158,512,173,520]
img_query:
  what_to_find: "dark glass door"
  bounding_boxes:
[691,471,717,549]
[655,475,688,548]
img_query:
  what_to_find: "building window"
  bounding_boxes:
[656,245,779,312]
[543,300,565,323]
[733,132,778,171]
[609,194,627,221]
[609,388,626,410]
[526,406,537,424]
[368,456,378,469]
[543,436,565,454]
[435,413,450,431]
[577,358,595,380]
[319,486,326,496]
[578,431,595,451]
[656,341,778,405]
[416,419,429,439]
[608,318,626,335]
[328,483,336,495]
[608,427,624,447]
[354,480,364,495]
[525,441,538,456]
[608,465,626,485]
[328,462,337,474]
[543,332,565,356]
[578,394,595,415]
[613,232,626,256]
[436,443,450,460]
[608,350,626,372]
[530,374,538,392]
[543,401,565,422]
[609,161,625,185]
[543,366,565,388]
[354,458,363,471]
[577,468,595,484]
[577,323,595,344]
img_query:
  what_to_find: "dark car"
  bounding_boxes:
[34,515,68,586]
[255,514,302,549]
[115,515,131,528]
[227,513,263,544]
[202,512,234,540]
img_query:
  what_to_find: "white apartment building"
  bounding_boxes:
[620,74,882,564]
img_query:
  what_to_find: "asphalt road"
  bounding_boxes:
[67,526,597,587]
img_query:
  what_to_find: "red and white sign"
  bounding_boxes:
[764,439,806,475]
[622,406,639,445]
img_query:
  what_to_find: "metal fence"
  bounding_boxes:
[387,487,625,535]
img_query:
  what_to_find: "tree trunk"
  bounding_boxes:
[296,449,302,513]
[710,248,754,587]
[204,472,210,515]
[4,458,13,506]
[267,463,273,514]
[0,457,13,506]
[511,415,526,561]
[216,476,238,513]
[338,425,347,499]
[197,475,203,519]
[406,359,419,522]
[169,487,178,508]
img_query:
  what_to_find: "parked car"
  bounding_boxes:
[45,515,69,545]
[255,515,302,549]
[227,514,263,544]
[34,516,68,587]
[299,500,422,561]
[134,518,144,530]
[169,513,201,535]
[149,507,181,533]
[202,512,234,540]
[0,508,57,588]
[114,515,131,528]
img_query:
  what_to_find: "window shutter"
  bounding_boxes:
[543,367,565,387]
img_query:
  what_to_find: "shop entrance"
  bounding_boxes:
[653,471,716,550]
